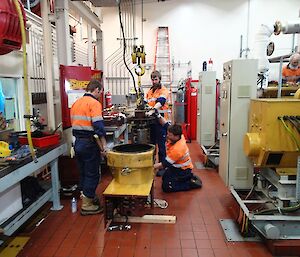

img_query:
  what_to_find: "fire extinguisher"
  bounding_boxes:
[105,91,112,108]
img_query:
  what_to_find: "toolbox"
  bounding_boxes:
[19,133,60,148]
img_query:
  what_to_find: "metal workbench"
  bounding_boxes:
[0,143,67,236]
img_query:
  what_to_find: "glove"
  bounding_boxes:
[145,109,155,117]
[153,108,162,119]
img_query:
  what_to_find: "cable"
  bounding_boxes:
[279,117,300,151]
[141,0,144,44]
[287,116,300,134]
[118,0,137,95]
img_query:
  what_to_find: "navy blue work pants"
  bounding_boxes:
[74,138,101,199]
[150,121,167,163]
[162,168,193,192]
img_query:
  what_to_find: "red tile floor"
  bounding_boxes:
[17,142,275,257]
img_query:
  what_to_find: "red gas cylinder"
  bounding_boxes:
[0,0,26,55]
[105,91,113,108]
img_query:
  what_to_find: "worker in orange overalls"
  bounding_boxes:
[153,112,202,192]
[282,53,300,85]
[71,79,107,215]
[145,70,169,176]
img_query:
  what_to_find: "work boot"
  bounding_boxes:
[81,195,103,216]
[190,175,202,189]
[80,191,100,205]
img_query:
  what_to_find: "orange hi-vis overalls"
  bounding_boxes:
[282,65,300,83]
[165,135,193,170]
[71,94,105,138]
[70,93,105,199]
[145,85,170,120]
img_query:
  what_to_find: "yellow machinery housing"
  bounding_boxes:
[244,99,300,168]
[107,144,155,185]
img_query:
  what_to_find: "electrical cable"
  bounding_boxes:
[141,0,144,44]
[13,0,37,162]
[279,117,300,151]
[287,116,300,133]
[118,0,137,95]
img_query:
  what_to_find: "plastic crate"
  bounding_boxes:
[19,133,60,148]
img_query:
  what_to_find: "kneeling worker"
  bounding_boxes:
[153,112,202,192]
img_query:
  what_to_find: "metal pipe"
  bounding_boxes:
[277,56,283,98]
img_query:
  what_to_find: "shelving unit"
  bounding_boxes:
[0,143,67,237]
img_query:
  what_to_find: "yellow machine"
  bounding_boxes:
[107,144,155,185]
[244,99,300,168]
[103,144,155,224]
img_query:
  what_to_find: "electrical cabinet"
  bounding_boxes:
[219,59,257,189]
[197,71,216,146]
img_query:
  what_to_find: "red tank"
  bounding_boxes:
[0,0,26,55]
[185,79,198,140]
[105,91,113,108]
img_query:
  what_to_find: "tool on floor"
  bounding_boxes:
[107,224,131,232]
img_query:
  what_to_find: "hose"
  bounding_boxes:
[13,0,37,162]
[255,202,300,215]
[118,0,137,95]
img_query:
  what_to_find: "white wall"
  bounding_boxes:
[101,0,300,84]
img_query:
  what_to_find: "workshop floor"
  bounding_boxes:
[17,142,274,257]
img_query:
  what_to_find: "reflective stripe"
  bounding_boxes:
[92,116,103,122]
[165,156,175,164]
[173,159,192,168]
[179,152,190,161]
[71,115,92,121]
[148,97,157,102]
[72,125,94,131]
[158,109,170,113]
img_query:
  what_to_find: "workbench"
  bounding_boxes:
[0,143,67,236]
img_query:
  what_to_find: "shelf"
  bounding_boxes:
[1,185,52,236]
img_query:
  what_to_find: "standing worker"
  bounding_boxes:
[282,53,300,85]
[71,79,107,215]
[153,111,202,192]
[145,70,169,176]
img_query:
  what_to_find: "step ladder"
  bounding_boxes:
[154,27,171,86]
[154,27,172,120]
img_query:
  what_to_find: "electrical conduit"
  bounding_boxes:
[13,0,37,162]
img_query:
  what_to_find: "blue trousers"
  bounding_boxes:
[150,122,167,163]
[162,168,193,192]
[74,138,101,198]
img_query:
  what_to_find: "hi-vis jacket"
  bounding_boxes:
[282,65,300,83]
[163,135,193,170]
[145,85,169,119]
[71,93,106,138]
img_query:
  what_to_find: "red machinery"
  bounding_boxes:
[185,79,198,140]
[0,0,26,55]
[59,65,103,129]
